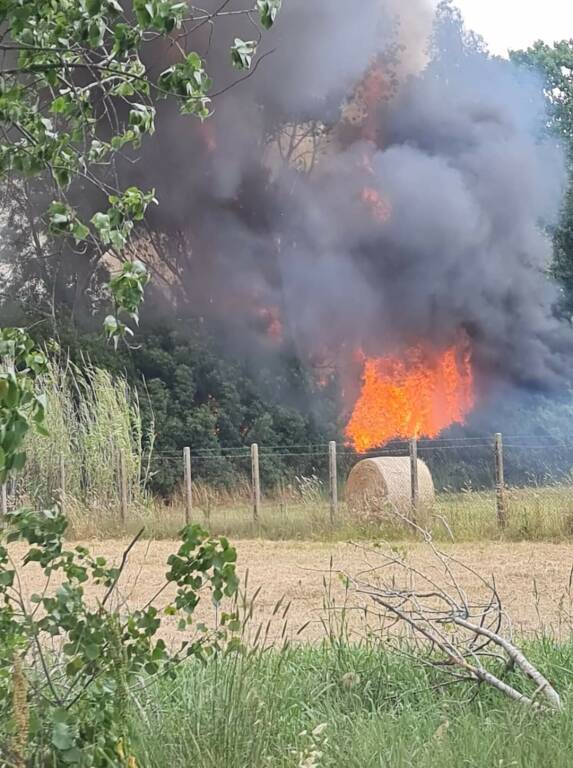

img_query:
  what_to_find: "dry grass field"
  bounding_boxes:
[9,537,573,643]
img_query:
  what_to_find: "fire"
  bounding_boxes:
[361,186,391,222]
[256,305,284,344]
[358,145,391,223]
[345,341,475,452]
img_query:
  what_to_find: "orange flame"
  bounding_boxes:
[256,305,284,344]
[345,341,475,452]
[361,186,391,222]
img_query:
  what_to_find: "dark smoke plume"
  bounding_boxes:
[125,0,569,407]
[56,0,567,414]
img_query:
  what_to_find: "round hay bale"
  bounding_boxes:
[345,456,434,522]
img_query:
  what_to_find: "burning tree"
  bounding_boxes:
[346,338,475,452]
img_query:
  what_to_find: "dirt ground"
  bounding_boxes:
[9,539,573,645]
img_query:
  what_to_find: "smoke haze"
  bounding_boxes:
[85,2,573,410]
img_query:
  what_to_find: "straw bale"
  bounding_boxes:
[345,456,434,521]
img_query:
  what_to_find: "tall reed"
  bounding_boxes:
[20,356,151,510]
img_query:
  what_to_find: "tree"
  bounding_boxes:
[0,0,282,342]
[511,41,573,315]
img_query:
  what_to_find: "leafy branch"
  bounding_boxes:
[0,503,240,765]
[0,0,281,343]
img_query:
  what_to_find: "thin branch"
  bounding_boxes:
[211,48,276,98]
[101,527,145,607]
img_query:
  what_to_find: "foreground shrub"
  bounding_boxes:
[0,507,238,766]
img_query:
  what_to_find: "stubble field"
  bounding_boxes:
[10,538,573,641]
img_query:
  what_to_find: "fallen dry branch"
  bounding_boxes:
[346,509,562,711]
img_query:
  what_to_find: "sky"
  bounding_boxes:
[453,0,573,56]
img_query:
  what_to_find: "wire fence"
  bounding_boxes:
[4,433,573,538]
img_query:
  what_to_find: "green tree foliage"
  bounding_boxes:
[511,41,573,313]
[35,320,341,493]
[0,327,48,482]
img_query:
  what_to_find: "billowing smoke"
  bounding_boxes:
[127,0,569,409]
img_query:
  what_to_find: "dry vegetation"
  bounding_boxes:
[9,537,573,643]
[45,482,573,543]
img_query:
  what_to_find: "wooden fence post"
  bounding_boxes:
[251,443,260,523]
[1,484,6,518]
[183,447,192,525]
[328,441,338,524]
[59,454,66,514]
[119,452,128,524]
[495,432,506,528]
[409,437,419,522]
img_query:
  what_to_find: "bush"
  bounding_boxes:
[0,507,239,766]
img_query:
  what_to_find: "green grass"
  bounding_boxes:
[435,485,573,541]
[130,639,573,767]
